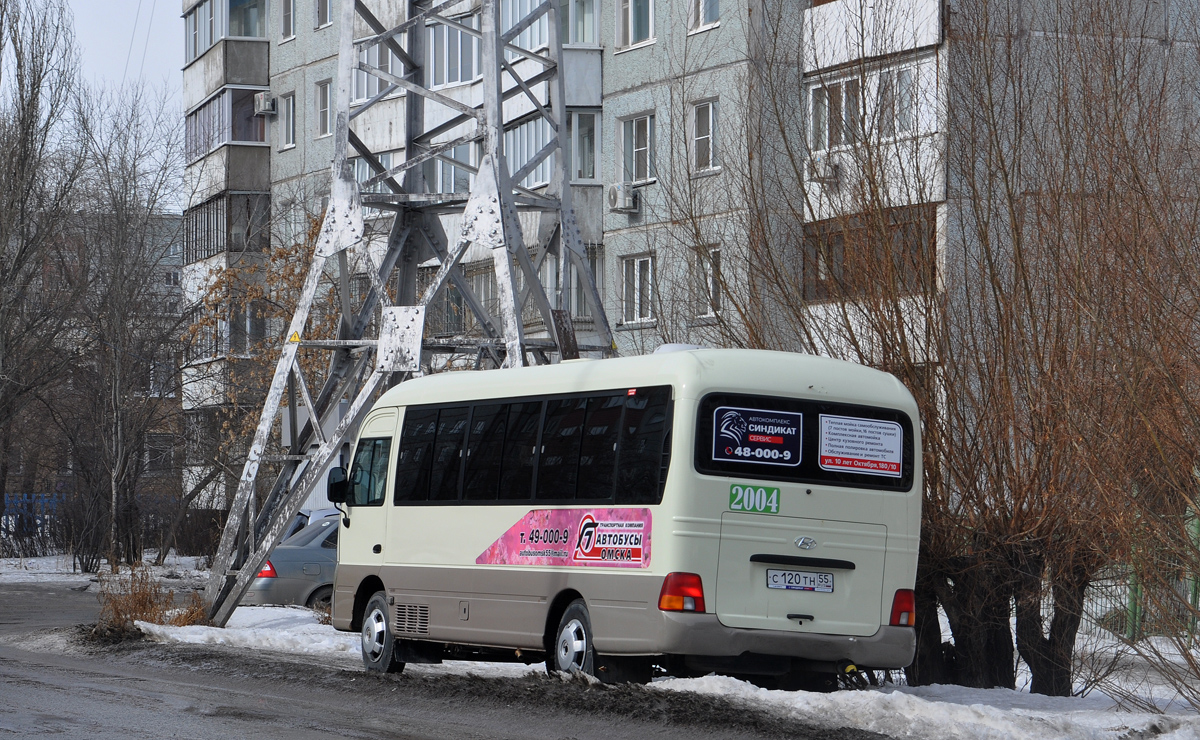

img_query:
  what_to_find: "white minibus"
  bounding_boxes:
[328,348,921,688]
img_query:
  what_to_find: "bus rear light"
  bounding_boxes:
[658,572,705,613]
[255,560,277,578]
[890,589,915,626]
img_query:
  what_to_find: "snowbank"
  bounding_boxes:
[137,606,1200,740]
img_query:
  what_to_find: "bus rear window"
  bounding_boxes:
[694,392,914,491]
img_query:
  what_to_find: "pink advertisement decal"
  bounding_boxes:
[476,508,652,569]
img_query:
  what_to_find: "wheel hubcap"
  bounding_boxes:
[362,607,387,662]
[556,618,587,671]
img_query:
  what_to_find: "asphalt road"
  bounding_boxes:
[0,582,890,740]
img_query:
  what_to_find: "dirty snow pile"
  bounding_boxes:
[136,605,1200,740]
[0,552,206,588]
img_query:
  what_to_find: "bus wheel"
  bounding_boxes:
[361,591,404,674]
[551,599,595,676]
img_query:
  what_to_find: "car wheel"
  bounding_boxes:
[550,599,595,676]
[306,585,333,612]
[361,591,404,674]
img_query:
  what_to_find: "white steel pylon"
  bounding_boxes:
[204,0,614,626]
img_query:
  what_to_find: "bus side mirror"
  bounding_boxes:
[327,467,349,504]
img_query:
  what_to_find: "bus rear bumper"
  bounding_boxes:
[656,613,916,669]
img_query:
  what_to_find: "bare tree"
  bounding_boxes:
[0,0,86,537]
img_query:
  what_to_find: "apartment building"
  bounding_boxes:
[178,0,958,505]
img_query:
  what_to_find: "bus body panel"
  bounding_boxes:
[715,514,886,636]
[332,349,922,671]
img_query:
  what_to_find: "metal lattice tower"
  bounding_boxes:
[204,0,614,626]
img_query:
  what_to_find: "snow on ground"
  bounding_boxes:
[134,606,1200,740]
[5,554,1199,739]
[0,552,207,588]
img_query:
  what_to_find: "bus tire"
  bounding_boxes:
[361,591,404,674]
[550,599,595,677]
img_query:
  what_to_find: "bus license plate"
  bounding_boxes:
[766,569,834,593]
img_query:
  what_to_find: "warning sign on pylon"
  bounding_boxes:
[288,331,300,343]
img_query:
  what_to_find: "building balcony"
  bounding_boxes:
[184,38,269,112]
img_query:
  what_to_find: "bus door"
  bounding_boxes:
[341,410,397,569]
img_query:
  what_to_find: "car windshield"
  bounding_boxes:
[281,516,338,547]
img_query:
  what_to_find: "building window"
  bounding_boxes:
[317,0,331,27]
[619,0,653,47]
[690,0,718,29]
[558,0,597,44]
[622,255,655,323]
[567,111,598,181]
[185,0,266,63]
[281,93,296,147]
[621,114,655,183]
[166,269,182,287]
[423,145,474,194]
[185,87,267,161]
[353,152,395,194]
[502,4,547,56]
[807,65,919,153]
[354,45,397,102]
[229,299,266,356]
[316,81,331,137]
[569,246,603,318]
[427,17,479,88]
[803,204,936,301]
[691,101,717,171]
[228,0,263,36]
[144,434,175,475]
[505,117,553,188]
[693,247,721,317]
[282,0,293,38]
[808,77,860,153]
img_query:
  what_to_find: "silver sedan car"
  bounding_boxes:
[240,514,338,610]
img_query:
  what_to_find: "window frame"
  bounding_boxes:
[690,100,719,173]
[316,80,332,138]
[280,92,296,149]
[426,15,480,90]
[621,113,656,184]
[559,0,598,45]
[281,0,294,40]
[567,110,600,182]
[622,254,656,324]
[688,0,719,32]
[693,246,722,318]
[617,0,654,49]
[316,0,332,28]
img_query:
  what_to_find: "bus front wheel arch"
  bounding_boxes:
[351,576,385,632]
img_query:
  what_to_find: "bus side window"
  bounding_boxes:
[577,394,622,500]
[430,406,469,501]
[463,403,507,501]
[349,437,391,506]
[500,401,542,501]
[536,397,587,500]
[394,407,438,503]
[616,387,672,505]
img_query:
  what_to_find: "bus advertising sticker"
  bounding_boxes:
[712,406,802,467]
[818,414,904,477]
[476,508,652,568]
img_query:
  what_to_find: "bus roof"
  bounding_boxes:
[372,349,918,416]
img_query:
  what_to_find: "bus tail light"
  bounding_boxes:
[255,560,277,578]
[659,572,705,613]
[890,589,915,626]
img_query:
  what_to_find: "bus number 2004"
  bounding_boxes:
[729,485,780,514]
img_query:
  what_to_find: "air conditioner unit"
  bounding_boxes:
[607,181,639,212]
[808,153,840,186]
[253,91,277,116]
